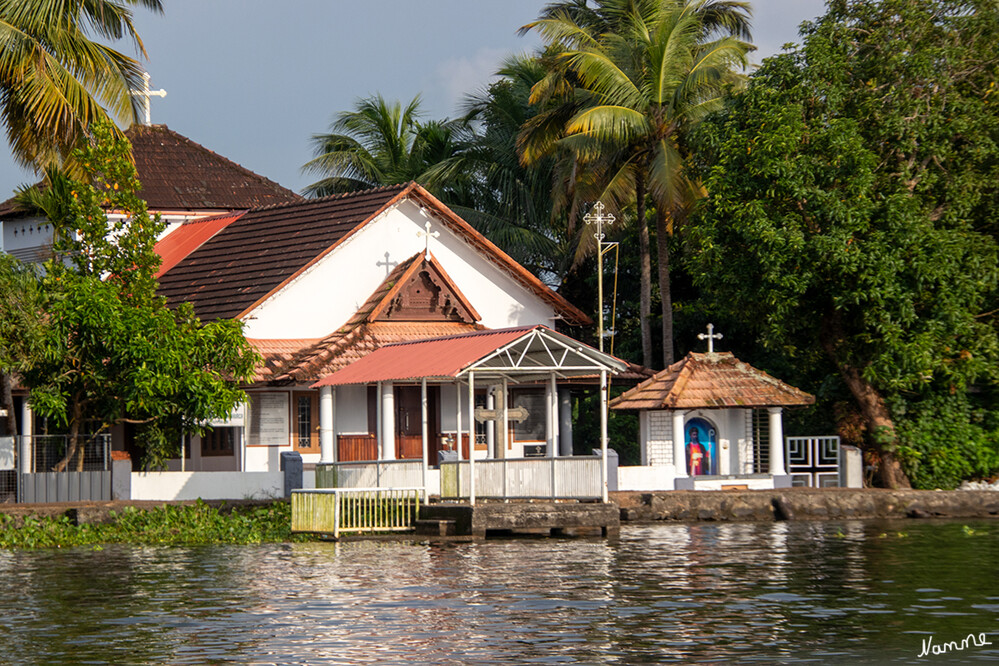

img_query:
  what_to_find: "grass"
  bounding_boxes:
[0,500,313,549]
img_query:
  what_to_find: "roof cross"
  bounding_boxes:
[376,251,398,276]
[416,219,440,261]
[130,72,167,125]
[698,323,723,353]
[583,201,615,242]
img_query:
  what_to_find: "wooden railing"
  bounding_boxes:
[440,456,602,500]
[291,487,423,538]
[316,460,424,489]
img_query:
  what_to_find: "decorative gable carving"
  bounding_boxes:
[376,259,477,323]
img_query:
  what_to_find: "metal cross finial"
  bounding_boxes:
[416,219,440,260]
[130,72,167,125]
[698,323,724,353]
[583,201,615,242]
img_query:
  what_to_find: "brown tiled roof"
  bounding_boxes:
[0,125,301,218]
[158,182,591,327]
[248,338,322,383]
[157,184,411,321]
[610,351,814,410]
[125,124,301,210]
[259,255,483,384]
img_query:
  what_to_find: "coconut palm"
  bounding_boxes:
[0,0,162,171]
[520,0,752,368]
[302,94,471,200]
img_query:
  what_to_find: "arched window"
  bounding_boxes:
[685,417,718,476]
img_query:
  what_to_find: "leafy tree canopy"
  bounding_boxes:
[688,0,999,487]
[7,121,259,470]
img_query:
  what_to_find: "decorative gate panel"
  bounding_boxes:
[786,436,840,487]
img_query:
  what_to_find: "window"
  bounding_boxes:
[202,428,236,456]
[293,392,319,452]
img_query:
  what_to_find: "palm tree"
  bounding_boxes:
[520,0,752,368]
[301,94,470,200]
[0,0,162,172]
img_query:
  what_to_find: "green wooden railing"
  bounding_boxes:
[290,487,423,538]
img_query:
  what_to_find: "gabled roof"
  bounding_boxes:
[252,254,483,384]
[154,212,244,278]
[610,351,815,411]
[125,124,301,211]
[0,124,301,218]
[313,325,629,388]
[157,182,591,326]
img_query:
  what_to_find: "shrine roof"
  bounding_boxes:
[610,351,814,411]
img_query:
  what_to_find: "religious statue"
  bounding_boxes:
[686,426,712,476]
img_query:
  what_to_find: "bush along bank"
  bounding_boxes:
[0,500,312,549]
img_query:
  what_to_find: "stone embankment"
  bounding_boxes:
[611,488,999,523]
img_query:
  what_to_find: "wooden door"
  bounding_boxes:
[395,386,439,459]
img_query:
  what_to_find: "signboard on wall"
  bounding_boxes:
[208,402,246,428]
[247,393,288,446]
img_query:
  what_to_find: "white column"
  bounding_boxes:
[319,386,334,463]
[768,407,786,476]
[20,401,33,474]
[500,378,509,460]
[485,390,495,459]
[420,378,429,498]
[380,381,395,460]
[600,370,609,503]
[468,372,476,505]
[673,410,687,477]
[546,373,558,457]
[559,389,573,456]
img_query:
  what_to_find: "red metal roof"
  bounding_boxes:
[154,212,244,278]
[312,327,537,387]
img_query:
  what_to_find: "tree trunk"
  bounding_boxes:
[0,372,16,436]
[656,209,674,367]
[635,171,653,368]
[53,400,85,473]
[820,319,911,489]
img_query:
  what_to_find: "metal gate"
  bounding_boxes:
[786,436,841,487]
[5,434,113,503]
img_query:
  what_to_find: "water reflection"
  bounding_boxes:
[0,520,996,663]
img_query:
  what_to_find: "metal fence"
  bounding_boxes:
[440,456,602,500]
[24,434,112,473]
[1,434,113,503]
[315,460,424,490]
[290,487,423,538]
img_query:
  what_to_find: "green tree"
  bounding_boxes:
[0,0,162,171]
[9,121,259,470]
[0,254,45,435]
[688,0,999,488]
[301,94,471,201]
[520,0,752,368]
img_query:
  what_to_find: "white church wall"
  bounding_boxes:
[242,199,556,339]
[334,385,369,435]
[2,215,53,262]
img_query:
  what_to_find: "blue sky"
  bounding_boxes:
[0,0,827,198]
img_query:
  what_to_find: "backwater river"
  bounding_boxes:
[0,519,996,664]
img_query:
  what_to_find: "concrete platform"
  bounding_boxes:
[420,501,620,538]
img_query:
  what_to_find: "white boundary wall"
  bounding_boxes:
[131,471,285,501]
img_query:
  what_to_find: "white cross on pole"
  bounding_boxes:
[130,72,167,125]
[698,323,723,353]
[584,201,616,352]
[416,219,440,261]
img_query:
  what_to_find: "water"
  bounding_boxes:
[0,520,996,664]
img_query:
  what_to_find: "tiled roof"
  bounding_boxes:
[125,124,301,210]
[610,351,814,411]
[248,338,323,383]
[157,184,411,321]
[158,182,591,327]
[154,212,244,278]
[261,256,483,384]
[0,125,301,218]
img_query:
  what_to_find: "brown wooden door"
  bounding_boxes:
[395,386,439,459]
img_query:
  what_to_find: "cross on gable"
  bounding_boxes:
[376,251,398,276]
[129,72,167,125]
[416,219,440,260]
[698,323,723,353]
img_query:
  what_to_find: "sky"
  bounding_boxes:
[0,0,828,198]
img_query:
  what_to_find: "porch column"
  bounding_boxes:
[420,378,428,496]
[485,390,495,459]
[768,407,786,476]
[468,372,476,505]
[546,373,558,457]
[499,378,509,460]
[319,386,334,463]
[380,381,395,460]
[600,370,609,503]
[20,401,33,474]
[673,410,687,477]
[455,381,463,461]
[559,389,573,456]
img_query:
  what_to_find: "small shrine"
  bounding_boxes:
[610,325,814,491]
